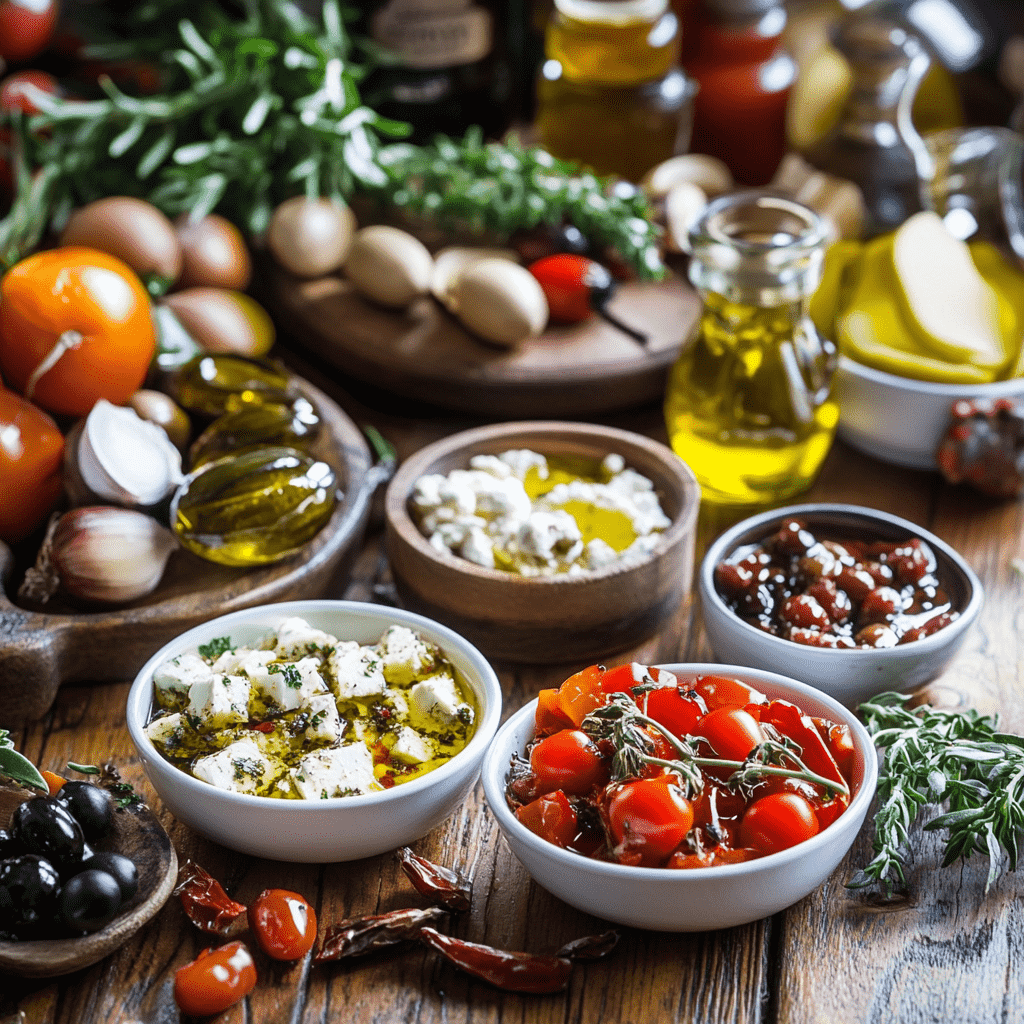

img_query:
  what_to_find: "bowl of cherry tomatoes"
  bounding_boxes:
[699,504,983,708]
[481,662,877,932]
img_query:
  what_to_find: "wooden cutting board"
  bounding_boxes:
[262,265,701,418]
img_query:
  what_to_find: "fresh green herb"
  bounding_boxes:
[0,730,47,792]
[67,762,102,775]
[198,636,235,660]
[309,710,328,729]
[269,663,303,689]
[111,781,144,809]
[582,692,850,801]
[849,692,1024,895]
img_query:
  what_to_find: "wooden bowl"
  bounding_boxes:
[0,374,380,726]
[0,781,177,978]
[384,422,701,663]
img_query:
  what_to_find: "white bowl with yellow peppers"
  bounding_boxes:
[813,211,1024,470]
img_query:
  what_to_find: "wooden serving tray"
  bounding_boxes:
[0,374,378,727]
[262,265,701,418]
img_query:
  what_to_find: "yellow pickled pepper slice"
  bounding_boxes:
[968,240,1024,377]
[809,239,863,340]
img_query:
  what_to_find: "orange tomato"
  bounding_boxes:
[0,385,64,544]
[0,247,156,417]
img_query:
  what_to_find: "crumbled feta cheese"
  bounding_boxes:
[390,726,435,763]
[498,449,548,481]
[212,647,277,680]
[384,688,409,717]
[145,712,187,749]
[193,738,280,795]
[467,453,513,478]
[304,692,342,744]
[154,653,212,696]
[410,672,473,727]
[274,617,338,658]
[187,674,250,731]
[459,525,497,568]
[289,745,377,799]
[515,510,583,561]
[329,641,387,699]
[380,626,437,686]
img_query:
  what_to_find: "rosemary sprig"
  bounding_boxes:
[850,692,1024,895]
[581,692,850,801]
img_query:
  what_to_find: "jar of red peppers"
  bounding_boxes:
[681,0,795,185]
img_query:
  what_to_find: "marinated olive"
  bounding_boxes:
[168,354,293,418]
[0,827,22,859]
[82,851,139,902]
[171,446,337,566]
[12,797,85,872]
[59,868,123,933]
[0,854,61,935]
[188,397,321,469]
[56,781,114,842]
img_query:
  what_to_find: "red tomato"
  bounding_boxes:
[697,707,765,762]
[812,717,856,782]
[739,792,819,855]
[527,254,614,323]
[605,777,694,866]
[0,69,59,114]
[248,889,317,961]
[173,941,257,1017]
[691,674,767,712]
[759,700,846,788]
[0,385,63,543]
[0,247,156,417]
[515,789,578,848]
[642,686,702,740]
[0,0,58,62]
[534,687,574,737]
[556,664,607,727]
[530,729,608,796]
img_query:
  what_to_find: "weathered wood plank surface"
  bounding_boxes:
[2,351,1021,1024]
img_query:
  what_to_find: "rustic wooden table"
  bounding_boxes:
[4,345,1023,1024]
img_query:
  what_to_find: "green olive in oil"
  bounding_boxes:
[169,354,294,418]
[189,397,322,469]
[171,446,337,566]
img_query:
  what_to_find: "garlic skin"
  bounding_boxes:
[51,507,178,605]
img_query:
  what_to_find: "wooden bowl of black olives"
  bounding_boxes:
[0,357,384,726]
[0,775,177,978]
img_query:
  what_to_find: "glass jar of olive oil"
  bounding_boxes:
[535,0,698,182]
[664,191,837,507]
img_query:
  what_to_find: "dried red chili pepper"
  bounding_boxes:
[313,906,449,962]
[397,846,472,912]
[174,861,247,937]
[555,930,620,961]
[418,927,574,994]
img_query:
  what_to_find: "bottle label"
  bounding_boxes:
[371,1,494,70]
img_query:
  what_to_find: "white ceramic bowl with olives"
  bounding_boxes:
[126,600,502,862]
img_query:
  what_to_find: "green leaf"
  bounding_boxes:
[0,741,47,793]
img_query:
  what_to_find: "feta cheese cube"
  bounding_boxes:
[329,641,387,699]
[409,672,472,727]
[187,674,250,731]
[384,688,409,718]
[212,647,276,680]
[380,626,437,686]
[289,745,377,799]
[274,617,338,658]
[145,712,187,751]
[193,738,280,795]
[154,653,213,697]
[390,726,434,764]
[260,656,328,712]
[304,692,342,744]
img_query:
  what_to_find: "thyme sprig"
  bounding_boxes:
[581,693,850,801]
[850,692,1024,895]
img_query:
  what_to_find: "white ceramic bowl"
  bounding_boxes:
[834,354,1024,470]
[481,664,878,932]
[699,504,983,708]
[126,600,502,862]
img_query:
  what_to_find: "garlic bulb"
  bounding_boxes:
[49,507,178,605]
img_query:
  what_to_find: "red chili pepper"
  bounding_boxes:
[397,847,472,912]
[527,254,648,345]
[418,927,574,994]
[174,861,248,937]
[314,906,449,962]
[555,930,621,961]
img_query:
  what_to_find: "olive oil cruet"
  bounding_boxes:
[664,191,837,507]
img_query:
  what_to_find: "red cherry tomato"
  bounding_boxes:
[759,700,846,788]
[527,253,614,323]
[555,664,607,727]
[642,686,702,740]
[691,675,767,712]
[515,789,578,848]
[248,889,317,961]
[0,0,58,62]
[697,707,765,762]
[530,729,608,796]
[0,385,63,544]
[173,941,257,1017]
[812,717,856,782]
[605,777,694,866]
[0,246,156,417]
[534,687,575,737]
[739,792,820,855]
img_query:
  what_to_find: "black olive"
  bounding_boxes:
[82,851,138,902]
[11,797,85,872]
[0,827,22,860]
[59,869,123,934]
[0,854,61,936]
[56,781,115,842]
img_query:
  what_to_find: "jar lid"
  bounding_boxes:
[553,0,668,24]
[688,191,828,304]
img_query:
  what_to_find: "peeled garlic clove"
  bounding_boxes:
[70,399,184,509]
[344,225,434,308]
[23,507,177,606]
[664,181,708,253]
[447,257,549,347]
[431,246,521,311]
[128,389,192,453]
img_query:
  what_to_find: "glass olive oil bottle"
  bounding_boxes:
[664,191,837,506]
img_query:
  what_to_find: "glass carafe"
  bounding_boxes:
[664,191,837,507]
